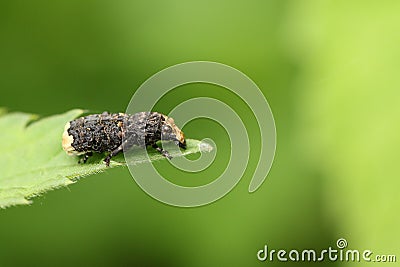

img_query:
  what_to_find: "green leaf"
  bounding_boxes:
[0,109,210,209]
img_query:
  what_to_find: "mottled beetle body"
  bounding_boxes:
[62,112,186,166]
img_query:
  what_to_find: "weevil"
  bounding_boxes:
[62,111,186,166]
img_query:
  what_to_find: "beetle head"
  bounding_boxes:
[161,115,186,149]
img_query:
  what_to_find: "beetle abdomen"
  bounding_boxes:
[63,112,126,155]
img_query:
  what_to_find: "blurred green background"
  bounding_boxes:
[1,1,399,266]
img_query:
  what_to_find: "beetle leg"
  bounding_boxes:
[79,152,93,164]
[104,145,123,167]
[104,134,138,166]
[152,143,172,160]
